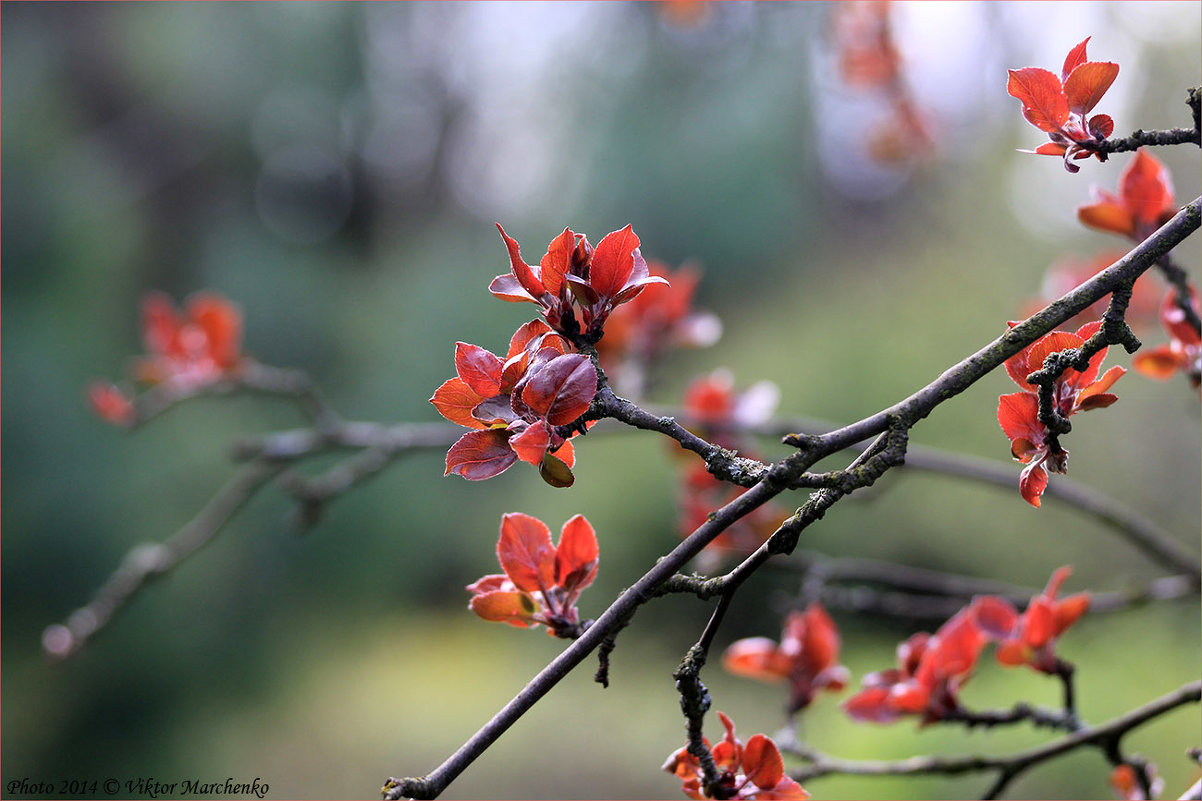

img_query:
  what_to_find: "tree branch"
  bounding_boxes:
[41,462,284,659]
[785,680,1201,798]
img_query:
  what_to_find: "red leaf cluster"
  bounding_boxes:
[722,603,850,714]
[1132,287,1202,389]
[662,712,808,800]
[87,291,245,425]
[1078,148,1179,241]
[465,513,598,639]
[490,224,669,345]
[844,566,1089,724]
[974,566,1090,674]
[675,371,787,569]
[431,320,596,486]
[1007,37,1118,172]
[996,321,1125,508]
[594,259,722,383]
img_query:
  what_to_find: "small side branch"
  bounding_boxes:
[41,462,284,659]
[787,680,1201,797]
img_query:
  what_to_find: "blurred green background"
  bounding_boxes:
[3,2,1200,799]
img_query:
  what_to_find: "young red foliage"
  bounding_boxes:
[431,323,594,487]
[997,321,1126,507]
[490,224,669,344]
[1007,37,1118,172]
[88,290,246,425]
[662,711,808,800]
[973,566,1089,674]
[1132,287,1202,388]
[136,291,244,387]
[466,513,598,638]
[722,603,850,714]
[595,260,722,381]
[843,603,991,726]
[1078,149,1179,240]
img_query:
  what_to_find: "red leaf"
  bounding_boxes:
[1053,593,1090,635]
[554,514,598,593]
[497,512,555,593]
[520,353,597,426]
[445,429,516,480]
[1006,68,1069,133]
[496,223,547,299]
[1063,60,1118,115]
[1120,149,1177,233]
[997,392,1043,445]
[187,293,243,369]
[1132,344,1182,379]
[1019,459,1049,508]
[742,734,785,791]
[1008,330,1083,388]
[506,319,554,359]
[465,573,509,595]
[539,227,576,296]
[610,273,672,307]
[488,273,537,304]
[1021,596,1056,648]
[1061,37,1091,81]
[588,225,640,299]
[842,686,900,723]
[430,377,486,429]
[1077,196,1134,237]
[468,591,537,627]
[798,604,841,676]
[723,638,790,682]
[554,438,576,468]
[509,420,551,465]
[973,596,1020,639]
[454,342,504,398]
[1089,113,1114,140]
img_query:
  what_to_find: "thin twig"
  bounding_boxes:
[41,462,284,659]
[785,680,1201,795]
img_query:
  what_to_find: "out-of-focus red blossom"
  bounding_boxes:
[1078,149,1178,240]
[1022,251,1161,331]
[87,382,136,426]
[136,291,244,387]
[973,566,1090,674]
[843,603,989,725]
[465,513,598,639]
[1007,37,1118,172]
[830,1,933,165]
[662,711,808,800]
[676,371,786,569]
[683,370,780,440]
[595,260,721,379]
[490,224,668,344]
[1133,287,1202,388]
[87,290,245,426]
[722,603,850,714]
[430,320,595,487]
[997,320,1126,508]
[1109,762,1165,801]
